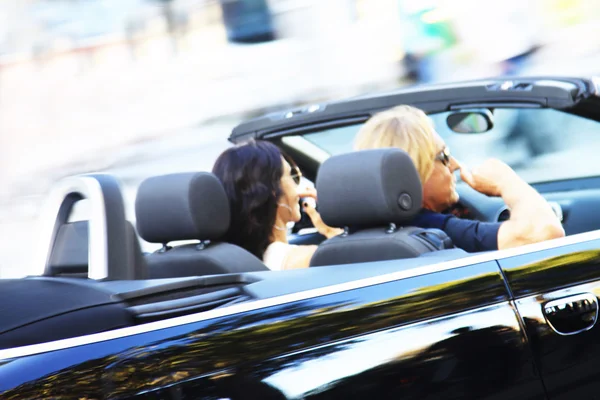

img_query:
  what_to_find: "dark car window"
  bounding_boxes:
[291,108,600,184]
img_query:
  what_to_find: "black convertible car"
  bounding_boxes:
[1,76,600,399]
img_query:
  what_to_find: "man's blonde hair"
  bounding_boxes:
[354,105,438,183]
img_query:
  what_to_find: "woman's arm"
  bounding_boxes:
[282,245,318,270]
[277,187,343,270]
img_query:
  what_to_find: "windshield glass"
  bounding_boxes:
[291,108,600,184]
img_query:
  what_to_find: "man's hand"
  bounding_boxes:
[460,158,518,197]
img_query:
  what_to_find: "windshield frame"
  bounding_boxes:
[230,77,600,145]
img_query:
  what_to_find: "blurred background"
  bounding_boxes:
[0,0,599,277]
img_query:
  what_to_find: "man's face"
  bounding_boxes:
[422,133,460,212]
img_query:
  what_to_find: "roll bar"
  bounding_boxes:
[31,174,136,280]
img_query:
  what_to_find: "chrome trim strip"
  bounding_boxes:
[31,176,108,280]
[5,228,600,361]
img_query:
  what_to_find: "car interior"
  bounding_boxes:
[278,106,600,245]
[0,147,469,350]
[2,77,600,350]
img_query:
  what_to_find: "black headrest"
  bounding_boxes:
[316,148,422,228]
[135,172,230,244]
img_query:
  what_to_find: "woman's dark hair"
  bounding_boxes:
[212,140,287,259]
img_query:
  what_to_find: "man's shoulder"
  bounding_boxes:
[410,209,453,230]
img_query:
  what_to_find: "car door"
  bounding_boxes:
[499,235,600,399]
[107,260,545,399]
[0,259,546,399]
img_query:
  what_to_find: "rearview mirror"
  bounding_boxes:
[447,110,493,134]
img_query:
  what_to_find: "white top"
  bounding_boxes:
[263,241,297,271]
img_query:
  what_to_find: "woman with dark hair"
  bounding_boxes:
[212,140,342,270]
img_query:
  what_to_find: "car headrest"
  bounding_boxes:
[135,172,230,244]
[316,148,422,228]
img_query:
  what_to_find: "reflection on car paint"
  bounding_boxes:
[0,262,512,398]
[259,304,540,399]
[500,239,600,297]
[516,280,600,400]
[503,238,600,399]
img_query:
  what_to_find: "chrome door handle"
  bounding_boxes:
[543,293,598,335]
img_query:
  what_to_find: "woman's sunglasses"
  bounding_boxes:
[290,166,302,185]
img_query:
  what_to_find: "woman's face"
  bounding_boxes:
[422,133,460,212]
[277,158,302,223]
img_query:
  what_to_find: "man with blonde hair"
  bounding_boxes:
[354,105,564,252]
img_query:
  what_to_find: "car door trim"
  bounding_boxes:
[1,228,599,361]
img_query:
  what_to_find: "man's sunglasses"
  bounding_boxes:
[435,147,452,167]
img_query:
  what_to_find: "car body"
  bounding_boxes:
[1,76,600,399]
